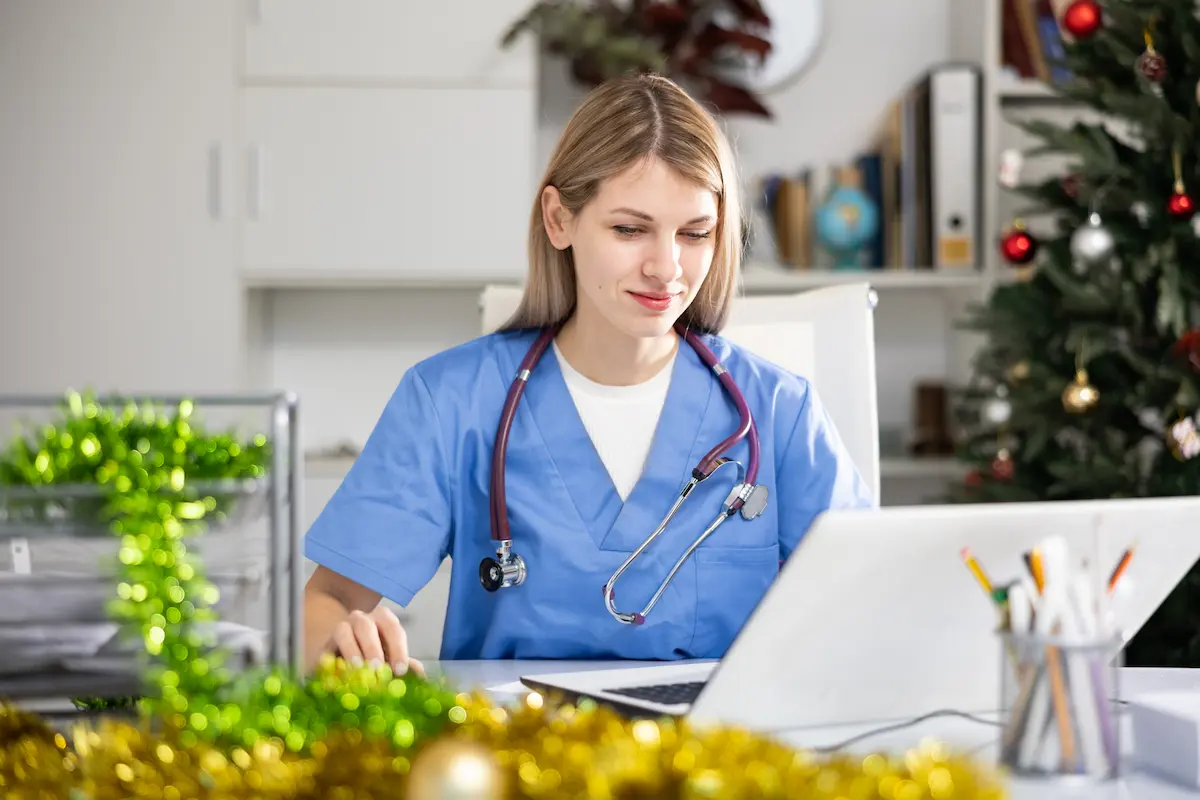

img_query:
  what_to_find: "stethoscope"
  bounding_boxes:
[479,321,769,625]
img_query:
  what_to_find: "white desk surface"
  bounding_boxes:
[426,660,1200,800]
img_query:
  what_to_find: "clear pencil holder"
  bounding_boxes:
[998,631,1125,781]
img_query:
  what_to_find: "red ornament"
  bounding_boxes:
[1062,0,1102,38]
[1168,189,1195,220]
[964,470,984,488]
[1000,226,1038,265]
[1172,329,1200,371]
[1137,49,1167,81]
[990,447,1015,481]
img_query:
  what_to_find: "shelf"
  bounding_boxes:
[243,264,990,293]
[994,78,1076,104]
[0,478,270,540]
[740,265,988,293]
[879,457,966,480]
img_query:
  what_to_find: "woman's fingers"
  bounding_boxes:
[349,610,387,663]
[328,607,424,678]
[371,606,411,673]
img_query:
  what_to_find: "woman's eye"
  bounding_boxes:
[683,231,712,241]
[614,225,641,237]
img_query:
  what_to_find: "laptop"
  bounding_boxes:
[520,496,1200,733]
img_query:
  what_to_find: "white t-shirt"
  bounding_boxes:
[552,341,674,501]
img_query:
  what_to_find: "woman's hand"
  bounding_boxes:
[327,606,425,678]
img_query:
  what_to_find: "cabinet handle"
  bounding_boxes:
[10,538,30,575]
[207,143,222,219]
[247,144,264,220]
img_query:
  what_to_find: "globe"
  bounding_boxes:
[814,185,880,269]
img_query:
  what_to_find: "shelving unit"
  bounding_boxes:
[0,393,304,707]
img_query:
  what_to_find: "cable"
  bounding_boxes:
[809,709,1002,754]
[809,698,1129,754]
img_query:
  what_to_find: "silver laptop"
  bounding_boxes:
[521,496,1200,733]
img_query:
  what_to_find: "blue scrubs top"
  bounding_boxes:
[305,328,875,661]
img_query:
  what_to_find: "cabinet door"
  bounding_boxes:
[0,0,243,394]
[243,0,536,86]
[241,87,535,283]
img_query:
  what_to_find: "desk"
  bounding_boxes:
[425,660,1200,800]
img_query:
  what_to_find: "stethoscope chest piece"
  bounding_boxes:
[731,483,769,520]
[480,540,526,592]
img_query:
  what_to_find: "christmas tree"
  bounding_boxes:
[953,0,1200,667]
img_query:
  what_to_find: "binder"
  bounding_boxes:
[924,64,981,269]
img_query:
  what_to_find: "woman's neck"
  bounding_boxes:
[555,309,678,386]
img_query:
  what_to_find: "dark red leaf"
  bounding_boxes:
[703,78,771,117]
[725,0,770,26]
[569,58,607,86]
[641,1,688,26]
[694,22,771,61]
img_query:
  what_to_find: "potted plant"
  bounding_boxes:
[502,0,775,117]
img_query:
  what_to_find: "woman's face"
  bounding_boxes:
[542,157,719,340]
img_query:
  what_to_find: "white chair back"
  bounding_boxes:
[479,283,880,500]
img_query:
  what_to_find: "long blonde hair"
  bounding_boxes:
[501,73,742,335]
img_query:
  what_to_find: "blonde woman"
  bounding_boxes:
[303,74,873,677]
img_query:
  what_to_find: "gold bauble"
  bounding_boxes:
[406,736,505,800]
[1006,360,1030,382]
[1167,417,1200,461]
[1062,369,1099,413]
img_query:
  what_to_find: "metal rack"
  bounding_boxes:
[0,393,303,704]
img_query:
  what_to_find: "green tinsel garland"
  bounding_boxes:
[0,391,463,751]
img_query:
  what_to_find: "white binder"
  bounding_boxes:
[926,64,981,269]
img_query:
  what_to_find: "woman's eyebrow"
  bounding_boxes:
[609,207,714,225]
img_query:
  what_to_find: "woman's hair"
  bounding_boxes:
[501,73,742,335]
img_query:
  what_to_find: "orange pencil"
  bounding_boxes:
[1107,545,1135,593]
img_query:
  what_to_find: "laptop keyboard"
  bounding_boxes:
[605,681,706,706]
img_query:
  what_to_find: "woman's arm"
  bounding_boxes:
[302,565,381,671]
[302,566,425,676]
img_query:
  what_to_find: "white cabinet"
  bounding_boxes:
[240,87,535,283]
[0,0,245,394]
[242,0,536,86]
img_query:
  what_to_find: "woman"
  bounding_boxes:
[303,74,874,677]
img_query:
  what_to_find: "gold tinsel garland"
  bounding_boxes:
[0,393,1011,798]
[1,667,1008,799]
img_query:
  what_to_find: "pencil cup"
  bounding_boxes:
[998,631,1124,781]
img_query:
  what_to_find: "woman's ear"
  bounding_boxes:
[541,186,573,250]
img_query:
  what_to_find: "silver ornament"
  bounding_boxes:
[1070,211,1115,271]
[982,397,1012,426]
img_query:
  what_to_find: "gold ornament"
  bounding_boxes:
[406,736,505,800]
[1006,360,1030,382]
[1167,415,1200,461]
[1062,369,1099,413]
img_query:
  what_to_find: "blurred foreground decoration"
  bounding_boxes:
[0,393,1008,798]
[501,0,776,117]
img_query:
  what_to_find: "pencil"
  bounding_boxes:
[1107,545,1135,594]
[1027,548,1046,594]
[961,547,994,597]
